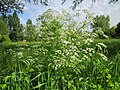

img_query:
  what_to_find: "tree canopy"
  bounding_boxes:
[115,22,120,37]
[0,0,24,15]
[90,15,118,38]
[26,0,120,10]
[26,19,32,25]
[26,19,36,41]
[8,11,23,41]
[91,15,110,35]
[0,19,8,35]
[0,0,119,15]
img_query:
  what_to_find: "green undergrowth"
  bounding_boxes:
[0,39,120,90]
[95,39,120,57]
[1,39,120,58]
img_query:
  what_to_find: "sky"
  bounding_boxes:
[19,0,120,26]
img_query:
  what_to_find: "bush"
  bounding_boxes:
[0,34,2,40]
[0,35,11,43]
[0,19,8,35]
[95,39,120,57]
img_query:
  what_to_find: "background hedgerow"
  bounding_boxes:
[95,39,120,57]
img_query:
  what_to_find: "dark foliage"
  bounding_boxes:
[115,22,120,38]
[0,0,24,15]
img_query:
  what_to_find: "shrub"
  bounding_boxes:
[0,19,8,35]
[0,35,11,43]
[95,39,120,57]
[0,34,2,40]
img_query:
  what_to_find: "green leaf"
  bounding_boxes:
[32,83,45,89]
[31,73,43,81]
[4,75,11,83]
[106,74,111,79]
[68,82,71,88]
[0,84,7,90]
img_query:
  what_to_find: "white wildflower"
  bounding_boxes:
[86,48,94,53]
[17,52,23,58]
[56,50,62,55]
[84,38,94,45]
[96,44,102,51]
[98,53,107,61]
[19,47,24,51]
[83,54,89,59]
[63,40,70,45]
[27,48,30,51]
[74,52,79,57]
[27,56,33,59]
[98,43,107,48]
[82,49,87,54]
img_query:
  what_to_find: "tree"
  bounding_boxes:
[115,22,120,38]
[8,11,23,41]
[0,19,8,35]
[17,24,24,41]
[91,15,117,38]
[0,0,119,15]
[69,0,119,9]
[26,19,32,25]
[91,15,111,36]
[27,0,119,10]
[26,19,36,41]
[109,26,116,38]
[0,0,24,15]
[0,19,11,42]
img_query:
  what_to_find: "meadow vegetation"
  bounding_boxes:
[0,9,120,90]
[1,35,120,90]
